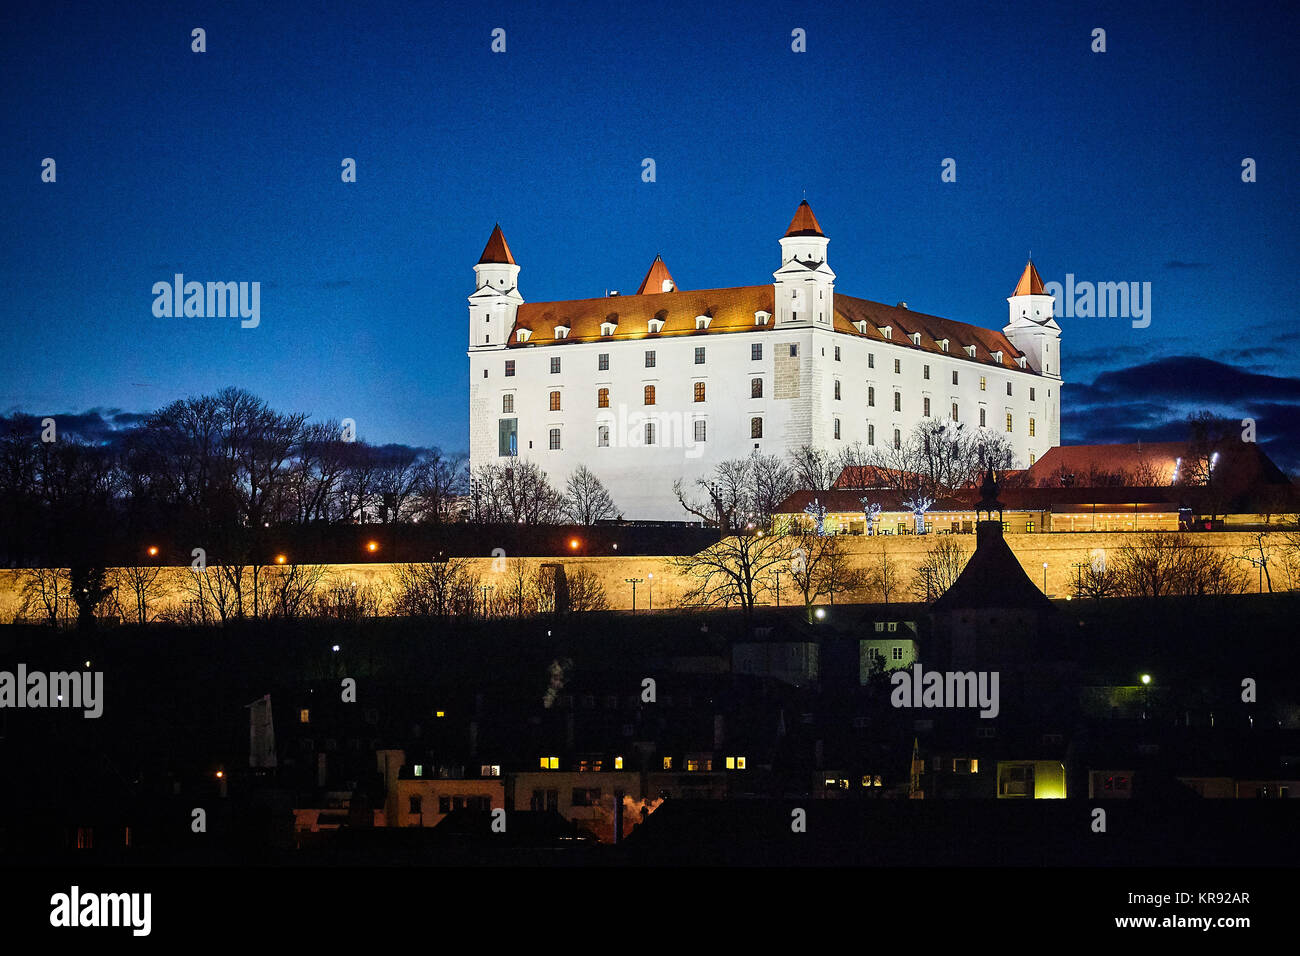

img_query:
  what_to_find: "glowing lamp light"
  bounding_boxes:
[215,771,224,779]
[331,644,340,653]
[147,546,159,557]
[275,554,287,564]
[814,608,826,620]
[367,541,379,553]
[569,538,580,550]
[1141,674,1151,685]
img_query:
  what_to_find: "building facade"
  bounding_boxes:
[467,202,1063,520]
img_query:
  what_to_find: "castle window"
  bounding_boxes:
[695,315,712,330]
[868,424,875,445]
[894,392,901,412]
[952,403,959,421]
[694,420,707,443]
[868,353,875,368]
[752,343,763,360]
[923,365,930,380]
[549,391,561,411]
[868,386,875,407]
[645,422,655,445]
[1029,417,1036,437]
[1007,382,1012,396]
[910,332,921,346]
[598,353,609,371]
[894,358,901,374]
[644,385,655,405]
[940,338,949,352]
[834,418,841,440]
[554,325,569,340]
[549,428,561,450]
[1028,453,1036,466]
[923,397,931,417]
[502,394,514,413]
[648,318,664,333]
[695,347,706,364]
[980,408,986,427]
[597,388,609,408]
[550,356,561,374]
[880,326,892,340]
[505,360,515,377]
[1006,413,1013,432]
[834,346,841,362]
[893,428,901,449]
[645,350,656,368]
[752,378,763,398]
[789,344,798,357]
[964,344,976,358]
[694,382,706,402]
[1030,387,1036,401]
[751,417,763,439]
[979,375,986,391]
[993,350,1003,364]
[952,370,959,385]
[598,425,609,447]
[834,380,841,400]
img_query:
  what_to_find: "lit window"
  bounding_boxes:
[540,756,559,769]
[299,709,310,724]
[549,390,561,411]
[1029,417,1036,437]
[413,764,423,777]
[502,394,514,413]
[694,382,706,402]
[481,764,501,777]
[645,350,656,368]
[1006,413,1013,433]
[752,377,763,398]
[549,428,561,450]
[751,417,763,439]
[597,387,609,408]
[505,360,515,377]
[695,347,705,364]
[550,357,561,374]
[615,756,624,770]
[979,375,986,391]
[663,757,673,770]
[644,385,655,405]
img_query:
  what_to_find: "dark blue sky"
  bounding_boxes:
[3,0,1298,462]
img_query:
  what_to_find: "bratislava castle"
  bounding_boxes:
[467,201,1062,521]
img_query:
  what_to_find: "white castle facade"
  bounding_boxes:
[467,201,1062,521]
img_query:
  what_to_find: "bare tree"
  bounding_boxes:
[565,465,619,525]
[910,538,971,601]
[264,562,329,619]
[391,558,480,618]
[865,542,902,605]
[565,566,610,612]
[472,460,565,525]
[16,567,70,625]
[789,444,839,491]
[109,563,168,625]
[788,531,869,619]
[1112,533,1248,597]
[1237,532,1277,593]
[671,530,792,632]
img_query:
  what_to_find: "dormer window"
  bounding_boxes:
[554,325,570,340]
[909,332,921,346]
[1016,356,1028,369]
[516,329,532,343]
[695,315,712,330]
[964,344,976,358]
[853,320,868,334]
[754,310,771,326]
[600,321,617,336]
[647,318,664,334]
[879,325,892,340]
[939,338,949,352]
[992,350,1003,363]
[662,279,674,292]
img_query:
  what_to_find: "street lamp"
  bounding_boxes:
[625,577,643,613]
[1141,674,1152,720]
[480,584,495,617]
[647,572,654,610]
[772,570,782,607]
[1042,561,1048,594]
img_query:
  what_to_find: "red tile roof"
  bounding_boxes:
[832,295,1027,371]
[784,200,825,237]
[635,255,678,295]
[1025,443,1183,486]
[478,225,516,265]
[1011,260,1046,296]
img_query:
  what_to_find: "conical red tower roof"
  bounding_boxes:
[478,224,516,265]
[635,254,678,294]
[1011,260,1046,296]
[784,200,825,238]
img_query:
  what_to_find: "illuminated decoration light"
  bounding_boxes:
[814,608,826,620]
[331,644,340,652]
[215,771,224,778]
